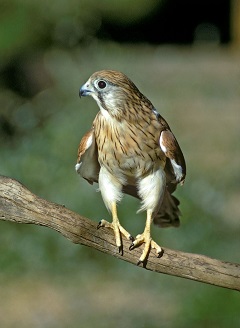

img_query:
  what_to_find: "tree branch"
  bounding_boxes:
[0,175,239,291]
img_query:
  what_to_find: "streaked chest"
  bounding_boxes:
[94,111,165,178]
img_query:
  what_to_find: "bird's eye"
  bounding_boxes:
[98,80,107,89]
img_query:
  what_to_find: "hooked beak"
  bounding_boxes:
[79,82,92,98]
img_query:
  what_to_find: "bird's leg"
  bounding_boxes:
[129,209,163,264]
[97,202,134,254]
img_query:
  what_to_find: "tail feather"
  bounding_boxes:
[153,190,181,228]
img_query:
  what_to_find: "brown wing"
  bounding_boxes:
[75,128,100,184]
[160,129,186,185]
[153,127,186,227]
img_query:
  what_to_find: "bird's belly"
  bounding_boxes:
[98,139,165,184]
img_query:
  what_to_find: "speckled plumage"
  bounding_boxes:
[76,70,186,263]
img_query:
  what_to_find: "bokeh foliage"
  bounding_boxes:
[0,1,240,327]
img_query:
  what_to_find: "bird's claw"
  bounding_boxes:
[97,220,103,229]
[129,235,135,242]
[157,249,164,258]
[97,219,111,229]
[129,233,163,263]
[129,242,135,251]
[118,245,123,255]
[97,219,133,256]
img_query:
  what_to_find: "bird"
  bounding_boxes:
[75,70,186,265]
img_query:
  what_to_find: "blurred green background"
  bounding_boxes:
[0,1,240,327]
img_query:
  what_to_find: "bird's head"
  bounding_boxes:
[79,70,153,120]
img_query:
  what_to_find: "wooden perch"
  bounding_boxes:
[0,175,239,291]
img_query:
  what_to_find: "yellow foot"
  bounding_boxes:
[129,233,163,264]
[97,219,134,254]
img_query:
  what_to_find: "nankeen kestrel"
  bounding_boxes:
[76,70,186,264]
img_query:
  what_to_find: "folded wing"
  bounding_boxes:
[75,128,100,184]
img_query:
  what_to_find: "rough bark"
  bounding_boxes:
[0,175,239,291]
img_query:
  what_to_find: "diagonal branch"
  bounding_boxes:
[0,175,239,291]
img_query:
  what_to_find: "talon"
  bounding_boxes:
[118,245,123,255]
[157,249,164,258]
[129,243,135,251]
[130,230,162,263]
[97,220,102,229]
[137,260,142,266]
[129,235,135,242]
